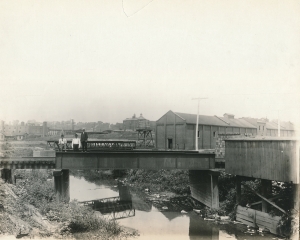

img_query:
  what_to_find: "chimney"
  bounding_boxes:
[223,113,235,119]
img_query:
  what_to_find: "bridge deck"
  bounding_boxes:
[1,150,215,170]
[55,150,215,170]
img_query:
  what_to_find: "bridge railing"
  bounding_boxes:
[47,140,136,151]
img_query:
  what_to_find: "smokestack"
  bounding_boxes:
[42,122,47,137]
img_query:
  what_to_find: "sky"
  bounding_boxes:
[0,0,300,126]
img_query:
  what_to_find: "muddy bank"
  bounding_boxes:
[0,171,138,240]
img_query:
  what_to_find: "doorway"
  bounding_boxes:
[167,138,173,149]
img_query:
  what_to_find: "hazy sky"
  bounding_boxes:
[1,0,299,125]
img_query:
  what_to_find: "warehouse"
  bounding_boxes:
[241,117,295,137]
[155,111,257,150]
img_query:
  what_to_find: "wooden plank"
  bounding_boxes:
[236,213,256,227]
[255,211,281,234]
[243,141,248,178]
[244,185,287,214]
[225,139,298,182]
[236,206,281,234]
[236,206,256,227]
[250,195,281,206]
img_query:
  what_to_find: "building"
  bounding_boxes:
[156,111,296,151]
[0,120,48,139]
[0,132,5,140]
[156,111,257,150]
[241,117,295,137]
[123,114,152,131]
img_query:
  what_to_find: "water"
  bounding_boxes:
[69,174,277,240]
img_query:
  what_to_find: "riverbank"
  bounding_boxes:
[1,140,295,239]
[0,169,138,239]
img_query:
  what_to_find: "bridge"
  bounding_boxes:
[0,150,215,170]
[1,137,299,237]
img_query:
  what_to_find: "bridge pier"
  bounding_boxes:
[0,168,15,184]
[236,175,241,204]
[53,169,70,202]
[189,170,220,209]
[118,182,132,202]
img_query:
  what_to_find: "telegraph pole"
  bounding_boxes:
[277,110,280,137]
[192,97,208,151]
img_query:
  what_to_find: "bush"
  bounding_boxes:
[126,169,190,195]
[13,169,124,237]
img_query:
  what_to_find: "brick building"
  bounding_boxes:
[0,120,48,140]
[123,114,153,131]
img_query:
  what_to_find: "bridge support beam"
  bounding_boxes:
[0,168,14,184]
[189,170,220,209]
[53,169,70,202]
[236,175,242,204]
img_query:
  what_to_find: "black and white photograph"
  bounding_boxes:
[0,0,299,239]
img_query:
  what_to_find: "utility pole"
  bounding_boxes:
[277,110,280,137]
[192,97,208,151]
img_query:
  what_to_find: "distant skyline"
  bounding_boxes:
[1,0,299,128]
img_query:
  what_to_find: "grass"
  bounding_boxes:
[8,169,137,239]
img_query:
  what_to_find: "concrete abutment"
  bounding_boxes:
[189,170,220,209]
[53,169,70,202]
[0,168,14,183]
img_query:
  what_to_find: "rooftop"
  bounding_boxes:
[174,112,257,128]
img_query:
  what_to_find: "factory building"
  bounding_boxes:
[155,111,257,150]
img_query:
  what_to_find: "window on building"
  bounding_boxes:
[213,131,216,137]
[197,131,200,138]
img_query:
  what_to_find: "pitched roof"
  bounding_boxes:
[174,112,256,128]
[242,117,295,131]
[174,112,229,126]
[217,117,257,128]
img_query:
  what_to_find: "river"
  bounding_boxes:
[69,173,278,240]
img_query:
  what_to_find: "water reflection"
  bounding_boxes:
[70,174,275,240]
[189,215,219,240]
[92,183,135,220]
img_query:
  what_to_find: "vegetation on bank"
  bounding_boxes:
[124,169,295,236]
[0,169,137,239]
[126,169,190,195]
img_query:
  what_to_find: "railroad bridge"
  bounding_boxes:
[1,138,299,236]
